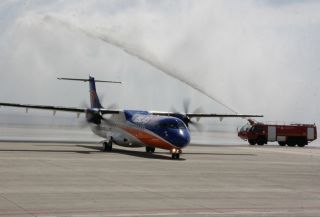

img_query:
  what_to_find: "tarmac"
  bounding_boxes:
[0,141,319,217]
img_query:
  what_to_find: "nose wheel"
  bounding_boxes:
[171,148,181,160]
[172,153,180,159]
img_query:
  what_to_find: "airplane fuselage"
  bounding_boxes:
[90,110,190,152]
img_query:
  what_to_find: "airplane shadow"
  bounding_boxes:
[78,145,184,161]
[0,144,183,161]
[0,149,93,154]
[0,143,256,160]
[183,152,256,156]
[0,144,257,161]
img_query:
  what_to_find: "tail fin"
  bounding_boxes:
[89,76,103,108]
[57,76,122,109]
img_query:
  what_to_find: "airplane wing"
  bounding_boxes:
[185,113,263,118]
[0,102,85,113]
[0,102,260,118]
[0,102,120,115]
[151,111,262,118]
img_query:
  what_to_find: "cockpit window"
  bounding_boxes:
[161,120,186,129]
[177,121,186,129]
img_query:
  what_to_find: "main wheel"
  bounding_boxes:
[146,146,155,153]
[150,147,155,153]
[103,141,112,152]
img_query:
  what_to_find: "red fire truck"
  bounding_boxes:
[238,119,317,147]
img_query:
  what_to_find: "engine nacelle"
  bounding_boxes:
[85,109,102,125]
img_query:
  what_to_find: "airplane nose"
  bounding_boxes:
[161,128,191,149]
[176,129,190,147]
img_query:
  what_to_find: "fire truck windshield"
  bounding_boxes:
[240,123,251,132]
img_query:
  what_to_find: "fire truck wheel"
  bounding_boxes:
[297,138,307,147]
[287,137,296,147]
[257,137,266,146]
[278,141,286,146]
[248,139,256,145]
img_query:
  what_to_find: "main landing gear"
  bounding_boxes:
[145,146,155,153]
[102,140,113,152]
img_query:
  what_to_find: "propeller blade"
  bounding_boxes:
[183,98,191,114]
[170,106,179,114]
[97,93,118,110]
[193,106,205,115]
[193,106,205,122]
[168,98,206,131]
[80,101,89,109]
[101,116,113,126]
[107,103,119,110]
[78,122,89,129]
[76,117,90,129]
[189,120,203,131]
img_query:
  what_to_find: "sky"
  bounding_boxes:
[0,0,320,132]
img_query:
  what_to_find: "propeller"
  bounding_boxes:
[171,99,204,131]
[74,101,89,129]
[106,103,119,110]
[77,99,118,128]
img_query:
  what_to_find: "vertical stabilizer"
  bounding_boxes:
[89,76,103,109]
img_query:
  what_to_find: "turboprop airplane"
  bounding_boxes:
[0,76,263,159]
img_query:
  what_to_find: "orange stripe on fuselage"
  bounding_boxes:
[120,126,176,150]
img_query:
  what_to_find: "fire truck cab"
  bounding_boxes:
[238,120,317,147]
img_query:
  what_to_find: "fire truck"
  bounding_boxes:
[238,119,317,147]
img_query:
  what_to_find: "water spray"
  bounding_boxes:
[43,15,238,114]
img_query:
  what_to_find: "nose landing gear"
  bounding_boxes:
[171,148,181,160]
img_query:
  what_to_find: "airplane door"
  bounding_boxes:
[268,126,276,141]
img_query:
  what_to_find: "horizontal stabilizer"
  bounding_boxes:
[57,77,122,84]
